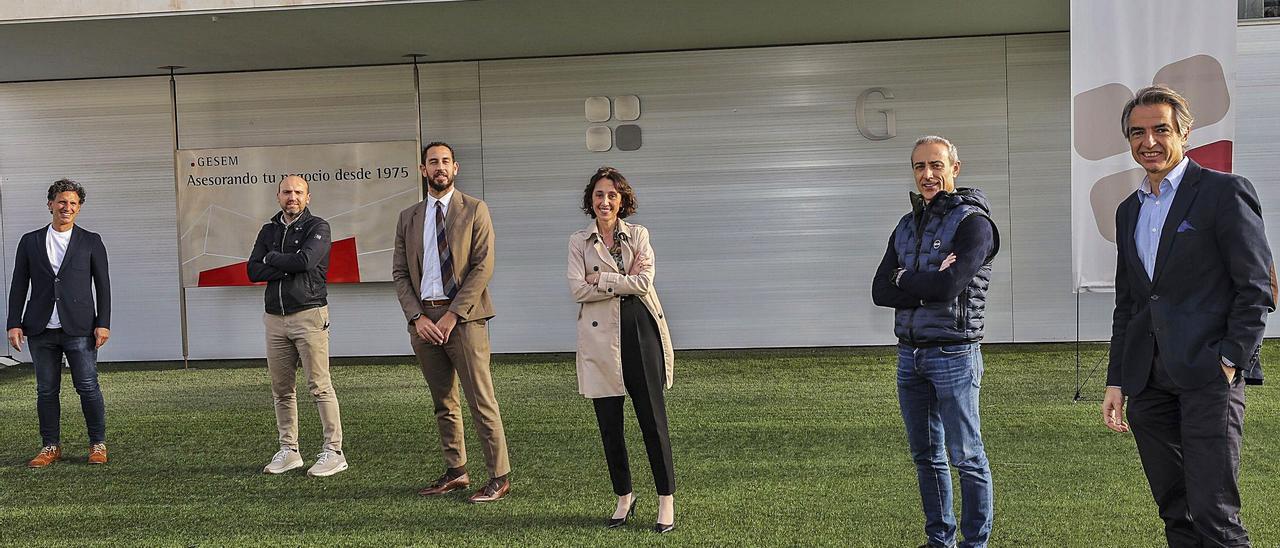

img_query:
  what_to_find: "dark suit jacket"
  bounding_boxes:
[391,190,495,323]
[7,224,112,337]
[1109,160,1277,394]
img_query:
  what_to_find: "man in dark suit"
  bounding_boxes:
[392,142,510,503]
[1103,85,1277,547]
[7,178,112,468]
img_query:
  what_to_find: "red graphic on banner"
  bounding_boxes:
[197,237,361,287]
[327,238,360,283]
[1186,140,1232,173]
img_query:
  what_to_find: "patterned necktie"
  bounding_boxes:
[435,202,458,299]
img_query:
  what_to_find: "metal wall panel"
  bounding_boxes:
[476,38,1012,352]
[4,27,1278,362]
[0,77,181,360]
[1006,34,1116,342]
[419,61,484,195]
[175,65,421,358]
[1235,23,1280,337]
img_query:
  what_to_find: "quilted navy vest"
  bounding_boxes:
[892,188,998,346]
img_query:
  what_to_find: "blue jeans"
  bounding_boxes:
[30,329,106,446]
[897,342,993,548]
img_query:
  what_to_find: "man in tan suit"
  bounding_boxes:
[392,141,510,503]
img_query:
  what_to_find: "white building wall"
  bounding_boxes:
[173,65,419,359]
[1235,24,1280,304]
[1,27,1277,361]
[1006,34,1117,342]
[477,37,1012,352]
[0,1,426,22]
[0,77,181,361]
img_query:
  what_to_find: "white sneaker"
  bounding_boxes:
[307,450,348,477]
[263,448,303,474]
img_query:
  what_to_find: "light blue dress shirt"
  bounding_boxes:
[1134,157,1190,281]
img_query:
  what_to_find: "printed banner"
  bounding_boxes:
[1070,0,1236,291]
[176,141,420,287]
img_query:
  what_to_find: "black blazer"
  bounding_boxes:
[6,225,111,338]
[1108,160,1277,394]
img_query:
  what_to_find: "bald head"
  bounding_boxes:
[278,175,309,192]
[277,175,311,221]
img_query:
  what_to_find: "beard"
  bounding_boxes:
[426,172,454,194]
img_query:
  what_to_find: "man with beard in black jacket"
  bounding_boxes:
[248,174,347,477]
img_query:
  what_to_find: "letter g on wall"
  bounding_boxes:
[856,87,896,141]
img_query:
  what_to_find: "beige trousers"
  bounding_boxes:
[410,304,510,477]
[265,305,343,452]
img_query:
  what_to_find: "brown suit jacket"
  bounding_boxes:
[392,190,496,323]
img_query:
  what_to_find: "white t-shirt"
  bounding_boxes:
[45,225,72,329]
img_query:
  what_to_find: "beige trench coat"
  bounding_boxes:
[567,220,675,398]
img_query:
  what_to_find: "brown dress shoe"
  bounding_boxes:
[467,477,510,504]
[417,471,470,496]
[88,443,108,465]
[28,445,62,468]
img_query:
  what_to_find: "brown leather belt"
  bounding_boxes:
[422,299,453,307]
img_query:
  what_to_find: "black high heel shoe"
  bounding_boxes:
[606,497,637,529]
[654,522,675,533]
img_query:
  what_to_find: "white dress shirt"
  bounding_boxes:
[420,189,455,300]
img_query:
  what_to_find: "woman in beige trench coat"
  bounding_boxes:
[567,167,677,533]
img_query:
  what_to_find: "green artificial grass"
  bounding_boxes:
[0,343,1276,546]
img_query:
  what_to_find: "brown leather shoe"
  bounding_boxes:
[88,443,108,465]
[467,477,510,504]
[417,471,470,496]
[28,445,62,468]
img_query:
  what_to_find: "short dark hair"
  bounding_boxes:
[581,167,637,219]
[422,141,456,163]
[47,178,86,204]
[1121,85,1194,138]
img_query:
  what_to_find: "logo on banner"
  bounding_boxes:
[1074,55,1232,243]
[585,95,642,152]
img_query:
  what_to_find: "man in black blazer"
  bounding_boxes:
[1103,85,1276,547]
[7,179,112,468]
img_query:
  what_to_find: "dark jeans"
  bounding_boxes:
[592,297,675,496]
[30,329,106,446]
[1128,354,1250,548]
[897,342,993,548]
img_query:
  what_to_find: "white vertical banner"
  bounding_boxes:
[1070,0,1237,292]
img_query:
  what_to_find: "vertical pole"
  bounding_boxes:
[407,53,425,200]
[412,54,424,147]
[0,174,9,363]
[164,66,190,369]
[1074,291,1081,400]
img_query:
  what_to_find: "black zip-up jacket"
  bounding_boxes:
[247,208,330,315]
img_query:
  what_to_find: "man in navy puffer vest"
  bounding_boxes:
[872,136,999,548]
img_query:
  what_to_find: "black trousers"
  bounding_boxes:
[1128,353,1249,548]
[592,296,675,496]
